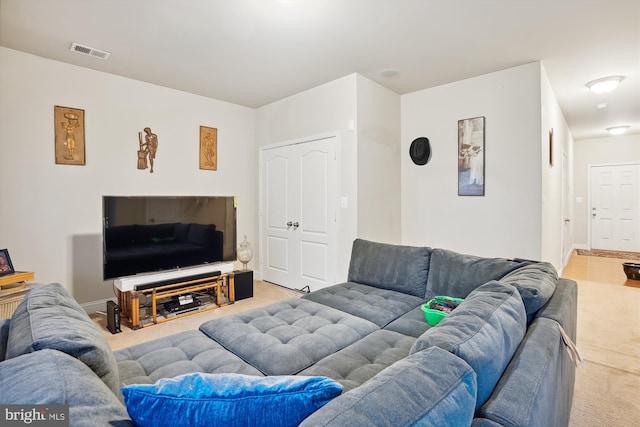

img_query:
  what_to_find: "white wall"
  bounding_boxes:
[401,63,544,260]
[0,47,256,305]
[355,75,401,244]
[540,64,574,270]
[573,133,640,247]
[255,74,358,281]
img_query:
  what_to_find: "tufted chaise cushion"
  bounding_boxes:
[347,239,432,298]
[302,282,424,327]
[384,305,434,338]
[298,330,416,392]
[115,330,263,389]
[199,299,378,375]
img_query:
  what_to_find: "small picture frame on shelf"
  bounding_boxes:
[199,126,217,171]
[0,249,15,277]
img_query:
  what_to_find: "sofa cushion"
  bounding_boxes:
[115,330,263,388]
[410,281,526,410]
[0,349,133,426]
[5,283,120,395]
[0,318,10,362]
[500,261,558,322]
[347,239,431,298]
[477,317,575,427]
[298,330,416,392]
[121,373,343,427]
[383,305,433,338]
[302,282,424,327]
[425,248,523,298]
[299,346,477,427]
[199,298,378,375]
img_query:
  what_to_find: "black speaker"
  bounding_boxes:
[106,300,121,334]
[234,270,253,301]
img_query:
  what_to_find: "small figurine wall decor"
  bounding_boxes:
[54,105,86,165]
[137,127,158,173]
[199,126,217,171]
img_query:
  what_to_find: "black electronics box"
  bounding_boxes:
[234,270,254,301]
[106,300,121,334]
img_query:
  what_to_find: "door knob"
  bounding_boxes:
[293,222,299,230]
[286,221,293,228]
[564,219,570,223]
[592,207,596,217]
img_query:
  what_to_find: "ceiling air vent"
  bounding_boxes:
[70,42,111,60]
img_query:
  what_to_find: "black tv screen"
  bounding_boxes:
[102,196,237,280]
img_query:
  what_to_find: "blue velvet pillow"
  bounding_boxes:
[121,373,343,427]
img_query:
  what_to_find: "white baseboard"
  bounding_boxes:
[81,297,117,315]
[572,243,589,251]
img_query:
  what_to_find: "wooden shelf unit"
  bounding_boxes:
[0,271,35,318]
[117,272,235,329]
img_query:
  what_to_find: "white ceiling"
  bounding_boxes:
[1,0,638,140]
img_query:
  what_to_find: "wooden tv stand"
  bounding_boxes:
[116,272,235,329]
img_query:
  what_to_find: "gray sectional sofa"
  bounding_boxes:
[0,239,577,426]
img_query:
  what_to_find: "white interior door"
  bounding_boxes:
[261,136,338,291]
[589,164,640,251]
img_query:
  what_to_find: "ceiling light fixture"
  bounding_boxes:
[380,69,399,78]
[586,76,624,94]
[606,126,630,135]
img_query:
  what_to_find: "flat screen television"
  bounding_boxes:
[102,196,237,280]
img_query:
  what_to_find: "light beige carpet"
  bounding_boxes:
[564,255,640,426]
[570,361,640,427]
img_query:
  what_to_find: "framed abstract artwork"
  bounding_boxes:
[458,116,485,196]
[54,105,86,165]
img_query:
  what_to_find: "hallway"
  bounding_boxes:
[563,252,640,425]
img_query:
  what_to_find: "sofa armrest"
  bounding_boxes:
[477,317,576,427]
[534,278,577,342]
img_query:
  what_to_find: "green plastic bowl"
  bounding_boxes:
[421,296,464,326]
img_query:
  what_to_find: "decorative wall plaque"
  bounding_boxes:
[137,127,158,173]
[54,106,85,165]
[199,126,217,171]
